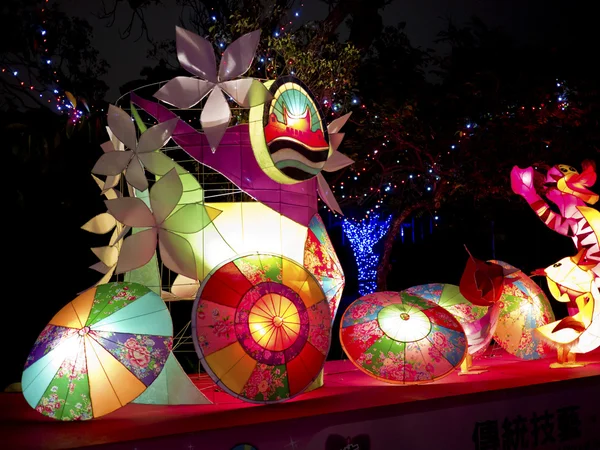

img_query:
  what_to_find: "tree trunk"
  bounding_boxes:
[376,203,426,290]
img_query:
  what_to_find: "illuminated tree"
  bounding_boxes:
[342,214,391,295]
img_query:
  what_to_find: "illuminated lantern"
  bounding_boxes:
[535,255,600,367]
[304,214,345,320]
[250,76,330,184]
[84,27,353,402]
[403,283,492,374]
[192,254,331,403]
[511,161,600,287]
[488,260,555,360]
[340,292,467,384]
[22,282,173,420]
[404,283,488,323]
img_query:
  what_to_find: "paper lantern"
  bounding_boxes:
[22,282,173,420]
[249,76,330,184]
[403,283,488,324]
[535,255,600,363]
[488,260,555,360]
[192,253,331,403]
[304,214,345,320]
[340,292,467,384]
[511,162,599,280]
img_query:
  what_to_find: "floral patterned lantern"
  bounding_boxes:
[340,291,468,384]
[192,253,331,403]
[21,282,173,420]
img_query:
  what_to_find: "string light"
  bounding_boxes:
[0,0,91,121]
[342,214,392,295]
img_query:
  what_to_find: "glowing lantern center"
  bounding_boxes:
[378,304,432,342]
[248,294,301,351]
[78,326,90,336]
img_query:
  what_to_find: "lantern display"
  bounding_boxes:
[340,292,468,384]
[488,260,555,360]
[192,254,331,403]
[22,283,173,420]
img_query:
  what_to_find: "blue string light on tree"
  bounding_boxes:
[342,213,392,296]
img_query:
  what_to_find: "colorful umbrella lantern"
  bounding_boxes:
[489,260,555,360]
[403,283,488,325]
[402,283,491,373]
[192,253,331,403]
[340,291,468,384]
[22,282,173,420]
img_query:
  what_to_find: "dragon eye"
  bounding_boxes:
[553,262,562,268]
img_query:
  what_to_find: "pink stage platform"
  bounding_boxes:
[3,348,600,450]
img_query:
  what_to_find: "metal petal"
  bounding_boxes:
[171,274,200,299]
[317,173,343,215]
[101,174,121,193]
[105,197,155,227]
[101,141,115,153]
[92,150,133,176]
[158,230,198,280]
[328,133,345,155]
[111,225,131,246]
[154,77,214,109]
[200,88,231,152]
[81,213,117,234]
[90,260,110,274]
[106,126,125,151]
[219,79,272,108]
[107,104,137,150]
[150,168,183,225]
[114,229,158,274]
[218,29,261,81]
[91,246,119,267]
[137,118,179,154]
[139,151,176,176]
[125,157,149,192]
[323,148,354,172]
[176,26,217,82]
[327,112,352,134]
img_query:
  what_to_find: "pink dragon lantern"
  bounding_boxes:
[511,161,600,366]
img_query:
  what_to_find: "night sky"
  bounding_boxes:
[60,0,572,101]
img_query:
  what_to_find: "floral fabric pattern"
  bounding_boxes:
[195,300,237,355]
[233,255,282,285]
[492,263,556,360]
[241,363,289,402]
[36,339,93,421]
[404,283,487,326]
[342,300,383,328]
[307,301,332,355]
[305,214,345,321]
[90,331,172,386]
[308,214,343,269]
[340,320,384,360]
[25,325,78,369]
[86,282,150,327]
[194,254,329,403]
[340,293,468,384]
